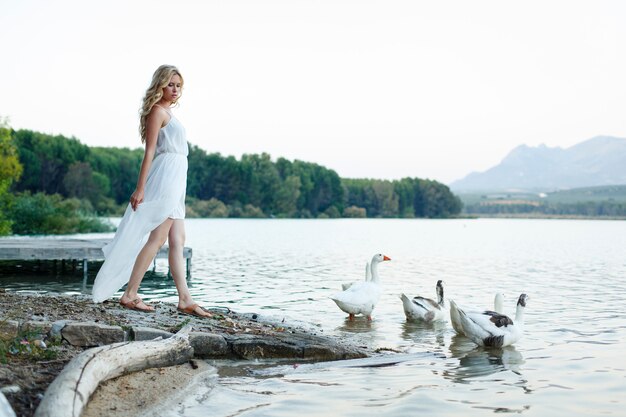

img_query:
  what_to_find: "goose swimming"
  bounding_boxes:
[450,293,529,348]
[450,293,504,335]
[400,280,448,322]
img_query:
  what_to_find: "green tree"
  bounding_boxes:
[0,120,24,235]
[343,177,461,218]
[419,180,462,217]
[372,180,399,217]
[239,153,281,213]
[187,147,243,203]
[88,146,142,204]
[13,130,89,195]
[273,175,301,216]
[63,162,99,203]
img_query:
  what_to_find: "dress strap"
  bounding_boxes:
[153,104,173,117]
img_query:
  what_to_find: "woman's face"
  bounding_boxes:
[162,74,182,103]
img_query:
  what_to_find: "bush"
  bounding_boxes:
[324,206,341,218]
[241,204,265,218]
[187,197,229,218]
[8,192,113,235]
[343,205,367,218]
[297,209,313,218]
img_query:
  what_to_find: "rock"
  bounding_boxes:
[49,320,73,338]
[303,344,365,360]
[229,335,303,359]
[228,333,367,361]
[61,322,125,347]
[21,320,52,335]
[131,327,173,341]
[189,332,228,357]
[0,320,18,338]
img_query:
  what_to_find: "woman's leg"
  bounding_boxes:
[169,219,211,317]
[120,218,174,310]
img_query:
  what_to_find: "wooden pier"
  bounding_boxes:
[0,238,192,282]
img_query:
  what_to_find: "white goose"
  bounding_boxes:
[450,294,529,348]
[341,262,371,291]
[450,293,504,335]
[400,280,448,322]
[331,254,391,321]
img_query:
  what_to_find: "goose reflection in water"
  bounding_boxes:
[444,334,525,383]
[336,317,376,333]
[400,320,446,349]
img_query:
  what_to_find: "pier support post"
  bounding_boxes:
[82,259,88,287]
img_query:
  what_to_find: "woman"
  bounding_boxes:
[92,65,210,318]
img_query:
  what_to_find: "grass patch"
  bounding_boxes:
[167,318,191,333]
[0,327,61,364]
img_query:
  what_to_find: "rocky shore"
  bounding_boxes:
[0,290,367,417]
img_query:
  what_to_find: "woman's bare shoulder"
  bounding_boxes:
[147,105,170,126]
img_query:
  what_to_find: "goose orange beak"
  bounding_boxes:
[383,255,391,261]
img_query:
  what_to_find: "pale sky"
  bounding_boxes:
[2,0,625,184]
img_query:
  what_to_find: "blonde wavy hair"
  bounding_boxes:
[139,65,184,142]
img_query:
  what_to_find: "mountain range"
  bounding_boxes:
[450,135,626,192]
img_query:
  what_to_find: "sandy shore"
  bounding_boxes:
[82,360,215,417]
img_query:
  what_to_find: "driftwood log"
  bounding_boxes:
[34,325,194,417]
[0,392,17,417]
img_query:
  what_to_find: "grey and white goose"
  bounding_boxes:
[450,293,504,335]
[400,280,448,322]
[450,293,529,348]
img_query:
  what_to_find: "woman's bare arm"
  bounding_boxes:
[129,107,168,210]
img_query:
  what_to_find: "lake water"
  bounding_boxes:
[3,218,626,416]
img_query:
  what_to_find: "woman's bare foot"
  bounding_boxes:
[177,302,212,318]
[119,295,155,312]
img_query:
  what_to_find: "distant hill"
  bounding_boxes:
[457,184,626,218]
[450,136,626,192]
[458,184,626,206]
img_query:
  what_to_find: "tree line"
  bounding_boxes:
[0,126,462,234]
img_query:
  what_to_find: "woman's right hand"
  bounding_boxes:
[130,188,144,211]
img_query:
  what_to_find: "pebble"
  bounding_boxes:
[0,385,21,394]
[33,339,47,349]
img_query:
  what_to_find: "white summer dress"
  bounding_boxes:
[92,109,188,302]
